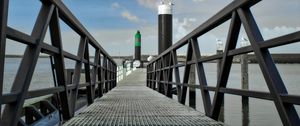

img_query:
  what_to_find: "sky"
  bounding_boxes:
[5,0,300,56]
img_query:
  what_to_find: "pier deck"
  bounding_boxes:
[64,69,224,126]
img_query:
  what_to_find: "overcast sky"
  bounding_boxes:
[5,0,300,56]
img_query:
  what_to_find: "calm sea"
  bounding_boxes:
[3,58,300,126]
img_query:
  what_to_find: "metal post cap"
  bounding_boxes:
[135,30,141,38]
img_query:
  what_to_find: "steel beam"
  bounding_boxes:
[0,0,9,124]
[210,11,241,119]
[92,50,100,97]
[190,38,212,115]
[70,37,87,116]
[238,8,299,126]
[98,52,103,97]
[2,4,54,126]
[84,42,94,105]
[180,42,193,104]
[6,27,36,45]
[49,8,72,119]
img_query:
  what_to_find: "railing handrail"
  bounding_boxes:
[0,0,117,125]
[116,64,135,82]
[146,0,300,126]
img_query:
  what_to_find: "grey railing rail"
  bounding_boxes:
[0,0,117,126]
[146,0,300,126]
[117,63,135,82]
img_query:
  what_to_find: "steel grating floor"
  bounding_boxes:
[64,69,225,126]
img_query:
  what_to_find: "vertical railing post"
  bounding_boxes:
[98,53,103,97]
[110,61,113,89]
[108,61,112,90]
[90,49,100,100]
[114,65,116,87]
[109,61,112,90]
[180,41,193,104]
[112,62,115,88]
[153,62,158,90]
[111,64,114,88]
[163,57,167,95]
[84,41,94,105]
[166,53,173,98]
[148,63,152,88]
[92,50,100,98]
[113,64,115,88]
[107,60,110,91]
[216,46,224,122]
[157,59,164,94]
[0,0,9,124]
[103,57,108,93]
[189,59,196,109]
[171,51,182,102]
[151,63,155,89]
[146,65,149,87]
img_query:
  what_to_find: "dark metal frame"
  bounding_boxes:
[147,0,300,125]
[0,0,117,126]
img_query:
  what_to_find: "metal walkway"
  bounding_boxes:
[64,69,224,126]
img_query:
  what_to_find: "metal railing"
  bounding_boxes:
[146,0,300,126]
[0,0,117,125]
[117,63,135,82]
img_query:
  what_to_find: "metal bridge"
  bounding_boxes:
[64,69,224,125]
[0,0,299,126]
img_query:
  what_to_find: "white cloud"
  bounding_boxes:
[111,2,120,9]
[192,0,206,2]
[173,17,197,41]
[121,10,140,22]
[260,26,300,53]
[136,0,159,10]
[111,2,141,23]
[262,26,300,40]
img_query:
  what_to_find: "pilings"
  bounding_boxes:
[158,2,173,98]
[158,2,172,54]
[240,39,249,126]
[241,53,249,126]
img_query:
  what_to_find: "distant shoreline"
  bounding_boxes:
[5,55,49,58]
[4,55,94,58]
[5,54,300,64]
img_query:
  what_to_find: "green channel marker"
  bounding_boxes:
[134,30,141,61]
[135,31,141,47]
